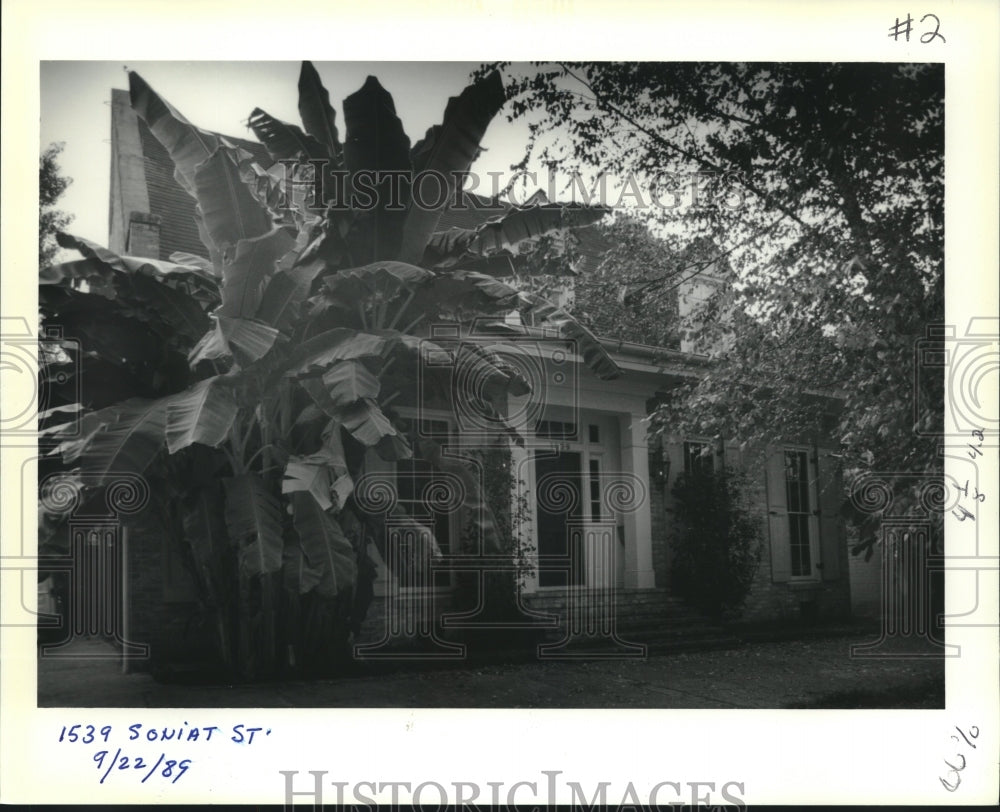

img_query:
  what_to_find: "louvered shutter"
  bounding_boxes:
[816,448,843,581]
[765,445,791,582]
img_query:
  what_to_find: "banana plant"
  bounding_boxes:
[40,62,618,680]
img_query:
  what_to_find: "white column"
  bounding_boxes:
[619,413,656,589]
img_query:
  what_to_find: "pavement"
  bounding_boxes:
[36,629,945,709]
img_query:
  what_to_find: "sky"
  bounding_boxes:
[40,61,534,251]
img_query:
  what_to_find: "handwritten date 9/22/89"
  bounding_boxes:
[58,722,272,786]
[93,749,191,785]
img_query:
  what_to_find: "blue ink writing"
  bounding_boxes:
[58,720,274,786]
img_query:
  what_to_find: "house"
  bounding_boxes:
[65,88,865,672]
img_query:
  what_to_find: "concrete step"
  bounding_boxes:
[538,630,739,657]
[522,589,738,656]
[522,591,710,626]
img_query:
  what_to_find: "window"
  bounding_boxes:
[784,449,813,578]
[392,416,454,589]
[588,457,602,522]
[536,419,577,441]
[683,440,715,475]
[766,444,834,584]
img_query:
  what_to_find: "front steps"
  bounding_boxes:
[521,587,737,657]
[353,587,737,660]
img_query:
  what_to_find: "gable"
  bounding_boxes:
[109,87,270,262]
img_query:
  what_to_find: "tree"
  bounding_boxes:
[568,216,739,351]
[39,142,73,268]
[497,62,944,556]
[38,62,613,680]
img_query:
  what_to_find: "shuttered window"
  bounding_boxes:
[765,444,843,583]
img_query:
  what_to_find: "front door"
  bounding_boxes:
[534,451,584,587]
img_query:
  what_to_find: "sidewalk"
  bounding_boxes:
[37,630,944,709]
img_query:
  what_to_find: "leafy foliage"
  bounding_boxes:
[39,62,614,679]
[39,143,73,268]
[452,440,537,648]
[498,62,944,552]
[670,466,763,620]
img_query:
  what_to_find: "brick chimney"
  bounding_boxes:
[125,211,162,259]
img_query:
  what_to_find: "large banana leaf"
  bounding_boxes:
[284,328,394,376]
[283,541,325,594]
[131,72,271,256]
[254,257,327,334]
[48,231,215,285]
[188,315,281,368]
[248,108,329,162]
[49,410,115,465]
[39,259,117,298]
[55,376,239,482]
[410,269,519,320]
[291,491,356,597]
[282,455,337,511]
[418,438,503,555]
[129,272,211,342]
[423,203,610,268]
[281,418,353,512]
[217,228,296,320]
[451,338,532,399]
[55,397,167,484]
[238,156,295,221]
[192,147,273,254]
[169,251,216,277]
[397,71,506,264]
[319,360,380,406]
[517,290,623,381]
[342,76,411,262]
[336,261,434,295]
[52,232,217,284]
[471,203,610,255]
[181,482,230,604]
[298,61,342,164]
[317,261,434,320]
[223,474,284,577]
[164,377,238,454]
[318,420,354,508]
[129,71,219,196]
[48,234,214,341]
[336,398,397,447]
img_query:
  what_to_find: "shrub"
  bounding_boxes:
[670,466,763,621]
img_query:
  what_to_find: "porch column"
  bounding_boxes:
[619,413,656,588]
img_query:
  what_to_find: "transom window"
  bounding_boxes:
[536,419,578,441]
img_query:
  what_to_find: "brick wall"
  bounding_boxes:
[124,506,214,673]
[735,450,851,624]
[846,522,882,618]
[126,212,162,259]
[648,447,671,587]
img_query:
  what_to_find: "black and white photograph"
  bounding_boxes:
[3,1,998,807]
